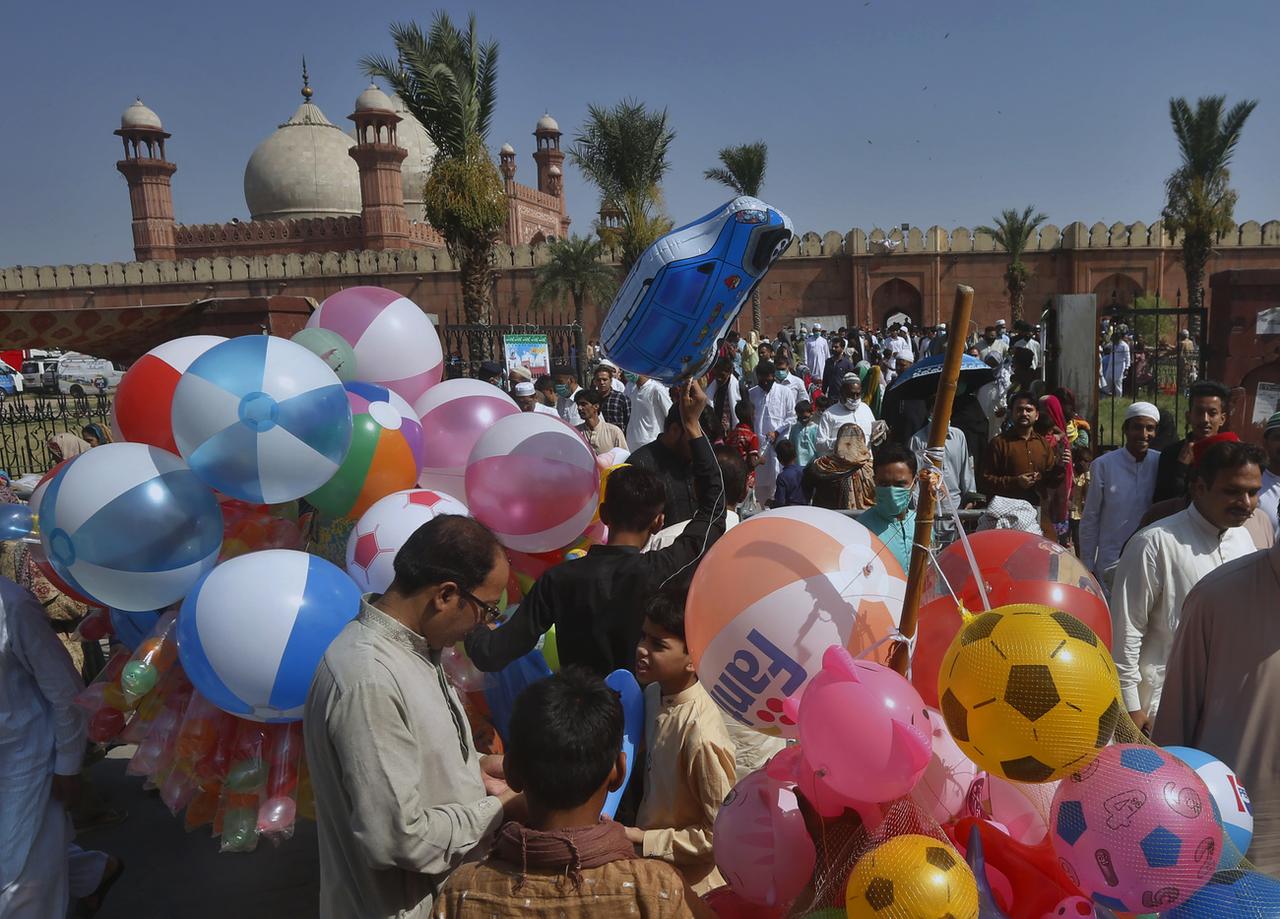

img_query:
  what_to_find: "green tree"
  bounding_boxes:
[363,13,506,333]
[570,99,676,271]
[531,235,618,375]
[1162,95,1257,315]
[705,142,768,332]
[978,206,1048,323]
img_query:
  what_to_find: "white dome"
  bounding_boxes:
[121,98,163,131]
[390,93,437,223]
[355,83,394,113]
[536,112,559,133]
[500,142,515,155]
[243,100,361,221]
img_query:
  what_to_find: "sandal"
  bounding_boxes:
[75,855,124,918]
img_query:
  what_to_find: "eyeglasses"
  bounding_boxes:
[459,588,503,625]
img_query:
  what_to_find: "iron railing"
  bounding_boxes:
[437,304,582,381]
[0,393,113,476]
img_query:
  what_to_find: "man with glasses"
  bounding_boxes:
[304,515,521,919]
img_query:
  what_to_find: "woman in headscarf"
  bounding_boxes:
[861,364,884,417]
[48,432,91,465]
[803,422,876,511]
[1036,394,1074,546]
[81,422,112,447]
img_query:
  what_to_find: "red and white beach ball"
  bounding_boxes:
[345,488,470,594]
[413,379,520,500]
[112,336,227,451]
[465,413,600,553]
[306,286,443,405]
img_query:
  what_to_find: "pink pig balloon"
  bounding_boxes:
[713,767,817,907]
[783,645,932,806]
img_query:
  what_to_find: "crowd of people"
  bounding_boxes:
[7,315,1280,918]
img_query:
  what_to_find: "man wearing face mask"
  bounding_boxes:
[856,443,918,572]
[551,364,583,427]
[773,352,808,405]
[817,373,875,454]
[748,360,798,506]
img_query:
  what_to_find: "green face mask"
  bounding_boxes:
[875,485,912,517]
[623,371,639,384]
[555,383,570,398]
[775,370,789,382]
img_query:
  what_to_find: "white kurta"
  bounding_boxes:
[557,386,583,426]
[626,379,673,452]
[804,335,830,378]
[817,401,875,454]
[0,577,85,917]
[1078,447,1161,580]
[705,376,742,432]
[748,382,798,503]
[532,402,559,417]
[1110,503,1256,716]
[1103,340,1130,394]
[1258,468,1280,531]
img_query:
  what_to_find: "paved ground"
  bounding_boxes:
[82,746,320,919]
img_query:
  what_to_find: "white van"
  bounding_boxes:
[21,357,57,391]
[45,354,124,396]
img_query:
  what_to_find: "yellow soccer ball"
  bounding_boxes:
[845,834,978,919]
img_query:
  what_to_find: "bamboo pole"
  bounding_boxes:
[891,284,975,675]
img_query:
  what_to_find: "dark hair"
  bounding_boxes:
[391,515,502,594]
[734,398,754,426]
[712,445,749,505]
[592,365,613,378]
[796,399,812,415]
[755,359,776,378]
[534,374,556,393]
[1188,380,1230,406]
[644,587,688,644]
[712,355,735,375]
[775,437,797,464]
[574,388,602,406]
[551,363,574,379]
[873,441,918,475]
[831,337,846,348]
[1009,391,1038,411]
[1194,441,1265,487]
[815,395,833,411]
[602,465,667,531]
[506,668,623,810]
[726,331,740,344]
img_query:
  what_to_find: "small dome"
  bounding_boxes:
[244,100,361,221]
[536,112,559,133]
[500,142,515,155]
[548,164,561,176]
[355,83,394,114]
[389,93,438,224]
[121,98,163,131]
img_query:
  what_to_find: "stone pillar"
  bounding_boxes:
[115,126,177,261]
[349,108,411,251]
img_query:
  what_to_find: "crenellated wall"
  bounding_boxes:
[172,214,445,259]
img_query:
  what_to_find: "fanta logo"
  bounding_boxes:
[708,629,805,727]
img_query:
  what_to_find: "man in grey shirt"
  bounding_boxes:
[304,515,519,918]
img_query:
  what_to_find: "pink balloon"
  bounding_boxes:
[910,707,980,824]
[985,774,1057,845]
[413,379,520,500]
[465,413,601,553]
[257,794,297,834]
[713,768,817,907]
[784,646,932,806]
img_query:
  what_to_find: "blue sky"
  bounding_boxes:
[3,0,1277,266]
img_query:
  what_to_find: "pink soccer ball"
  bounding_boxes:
[713,767,816,907]
[1049,744,1221,914]
[465,413,600,553]
[346,489,470,594]
[413,379,520,500]
[307,286,443,405]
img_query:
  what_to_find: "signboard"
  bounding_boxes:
[503,334,550,380]
[1253,381,1280,425]
[1257,307,1280,336]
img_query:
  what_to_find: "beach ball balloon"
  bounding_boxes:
[1050,744,1221,913]
[685,506,907,737]
[38,443,222,611]
[845,834,978,919]
[171,335,352,504]
[713,767,816,907]
[307,286,442,404]
[465,412,600,553]
[306,382,424,519]
[113,336,227,452]
[1165,746,1253,867]
[910,707,980,825]
[346,488,470,594]
[414,379,520,500]
[177,549,361,722]
[291,327,358,382]
[938,605,1121,783]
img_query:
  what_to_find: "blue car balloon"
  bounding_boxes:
[600,196,794,383]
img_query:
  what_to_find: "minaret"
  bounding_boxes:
[115,98,177,261]
[348,83,411,250]
[499,143,516,194]
[532,113,564,196]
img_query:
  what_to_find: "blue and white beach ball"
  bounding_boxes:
[176,549,361,722]
[1166,745,1254,866]
[170,335,353,504]
[38,443,222,611]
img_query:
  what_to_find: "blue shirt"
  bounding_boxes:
[770,463,807,507]
[857,506,916,573]
[788,421,820,468]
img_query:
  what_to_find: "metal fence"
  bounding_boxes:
[437,304,582,381]
[0,393,113,476]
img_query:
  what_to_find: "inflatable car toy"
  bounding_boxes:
[600,196,793,383]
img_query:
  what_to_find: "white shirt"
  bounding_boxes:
[626,378,672,451]
[909,425,975,511]
[705,376,742,432]
[1259,469,1280,530]
[817,400,874,453]
[889,334,915,363]
[1110,503,1256,716]
[781,373,807,406]
[804,335,830,378]
[748,382,798,496]
[557,385,583,427]
[1078,447,1161,579]
[532,402,559,417]
[1105,340,1131,387]
[610,377,625,394]
[0,577,85,884]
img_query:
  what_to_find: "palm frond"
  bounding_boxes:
[704,142,767,197]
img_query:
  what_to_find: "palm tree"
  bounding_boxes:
[363,13,506,335]
[978,206,1048,322]
[570,99,676,271]
[1162,95,1257,315]
[531,235,618,375]
[705,142,768,331]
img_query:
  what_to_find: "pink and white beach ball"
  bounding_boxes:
[413,379,520,500]
[465,413,601,553]
[306,286,443,405]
